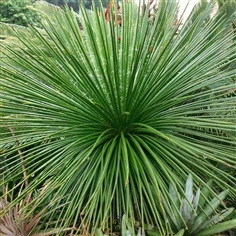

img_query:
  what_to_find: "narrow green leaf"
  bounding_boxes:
[196,219,236,236]
[192,189,229,232]
[198,179,213,209]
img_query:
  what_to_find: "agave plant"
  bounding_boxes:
[162,174,236,236]
[0,0,236,234]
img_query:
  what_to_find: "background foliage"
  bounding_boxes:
[0,0,40,26]
[0,0,110,26]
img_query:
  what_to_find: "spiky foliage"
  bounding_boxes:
[163,174,235,236]
[0,0,236,234]
[0,184,74,236]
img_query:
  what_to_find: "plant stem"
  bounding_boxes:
[5,123,29,188]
